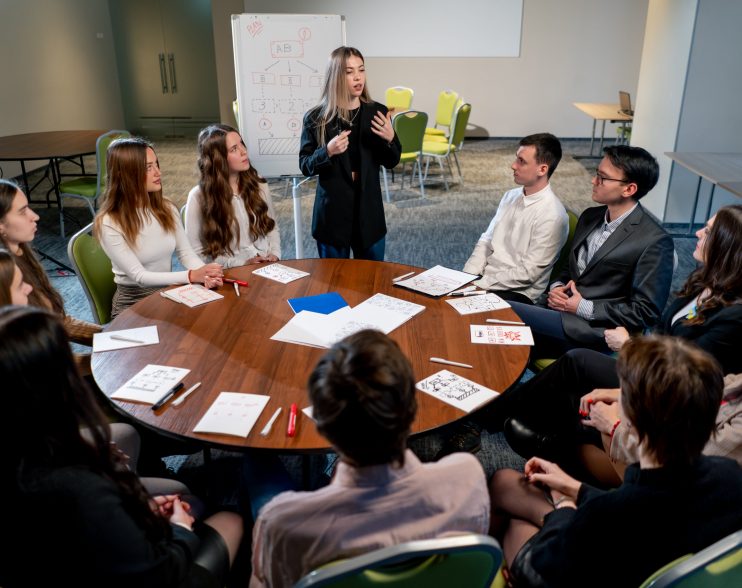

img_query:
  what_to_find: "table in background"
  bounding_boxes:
[92,259,529,452]
[573,103,632,158]
[665,152,742,235]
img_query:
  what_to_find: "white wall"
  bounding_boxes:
[0,0,125,178]
[231,0,648,138]
[212,0,244,126]
[632,0,698,219]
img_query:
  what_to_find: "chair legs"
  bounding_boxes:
[381,167,390,202]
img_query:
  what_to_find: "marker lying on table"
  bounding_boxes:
[223,278,249,287]
[392,271,415,282]
[449,290,487,297]
[287,403,298,437]
[151,382,185,411]
[172,382,201,406]
[448,285,476,296]
[486,318,526,326]
[430,357,473,369]
[260,407,282,437]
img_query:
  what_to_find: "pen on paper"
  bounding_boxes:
[260,407,282,437]
[233,282,240,297]
[110,334,146,344]
[287,403,298,437]
[151,382,185,411]
[430,357,473,369]
[172,382,201,406]
[450,290,487,297]
[392,271,415,282]
[449,285,476,296]
[486,318,526,326]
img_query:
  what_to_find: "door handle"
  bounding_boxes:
[159,53,168,93]
[168,53,177,93]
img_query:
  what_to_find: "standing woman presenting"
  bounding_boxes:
[300,46,401,260]
[94,138,223,318]
[185,124,280,267]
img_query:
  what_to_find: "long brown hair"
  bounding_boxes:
[678,204,742,323]
[196,124,273,259]
[0,248,16,305]
[0,180,64,315]
[94,137,177,246]
[313,46,371,146]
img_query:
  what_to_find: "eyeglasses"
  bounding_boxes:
[594,171,630,186]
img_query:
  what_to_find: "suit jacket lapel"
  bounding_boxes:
[581,206,643,276]
[570,207,604,268]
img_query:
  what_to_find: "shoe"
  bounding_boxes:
[503,417,561,461]
[435,421,482,460]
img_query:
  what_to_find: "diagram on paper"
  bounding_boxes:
[470,325,534,346]
[416,370,500,413]
[360,293,426,317]
[252,263,310,284]
[446,293,511,315]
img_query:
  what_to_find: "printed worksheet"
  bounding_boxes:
[470,324,534,346]
[93,326,159,352]
[394,265,476,297]
[445,293,511,315]
[111,364,190,404]
[160,284,224,307]
[193,392,270,437]
[358,293,426,318]
[252,263,310,284]
[416,369,500,412]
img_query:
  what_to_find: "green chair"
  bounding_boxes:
[381,111,428,201]
[67,222,116,324]
[294,534,503,588]
[58,129,130,238]
[640,530,742,587]
[385,86,414,114]
[422,102,471,190]
[424,89,459,139]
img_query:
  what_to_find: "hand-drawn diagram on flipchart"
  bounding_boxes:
[232,14,346,177]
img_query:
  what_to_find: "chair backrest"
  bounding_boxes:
[448,102,471,150]
[294,534,502,588]
[433,90,459,128]
[385,86,414,112]
[640,530,742,588]
[393,111,428,155]
[549,209,579,282]
[67,223,116,324]
[95,130,131,196]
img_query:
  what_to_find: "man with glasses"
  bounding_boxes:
[507,145,674,355]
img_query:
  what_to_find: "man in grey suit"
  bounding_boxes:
[509,145,674,355]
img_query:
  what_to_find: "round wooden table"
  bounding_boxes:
[92,259,529,452]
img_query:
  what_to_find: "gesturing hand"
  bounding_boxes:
[524,457,582,500]
[371,110,395,143]
[327,130,351,157]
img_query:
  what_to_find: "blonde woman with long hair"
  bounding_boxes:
[94,137,223,318]
[185,124,280,267]
[300,46,401,260]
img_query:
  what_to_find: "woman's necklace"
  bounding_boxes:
[340,105,360,128]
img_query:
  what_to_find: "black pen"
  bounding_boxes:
[151,382,185,411]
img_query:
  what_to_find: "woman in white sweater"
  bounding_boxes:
[94,137,223,318]
[185,124,280,268]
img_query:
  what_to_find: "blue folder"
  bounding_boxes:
[287,292,348,315]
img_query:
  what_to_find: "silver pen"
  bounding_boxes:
[392,271,415,282]
[260,407,282,436]
[486,318,526,326]
[110,334,146,344]
[172,382,201,406]
[430,356,473,369]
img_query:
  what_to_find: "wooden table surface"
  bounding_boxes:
[92,259,529,453]
[573,103,633,122]
[664,152,742,184]
[0,130,104,161]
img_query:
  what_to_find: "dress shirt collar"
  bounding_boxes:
[521,183,553,207]
[332,450,422,488]
[602,203,637,231]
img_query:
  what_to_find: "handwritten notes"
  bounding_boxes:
[416,369,500,412]
[252,263,309,284]
[470,324,534,346]
[160,284,223,307]
[446,293,511,315]
[394,265,476,297]
[193,392,270,437]
[111,364,190,404]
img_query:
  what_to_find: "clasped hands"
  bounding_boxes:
[547,280,582,314]
[151,494,195,530]
[191,263,223,289]
[579,387,621,435]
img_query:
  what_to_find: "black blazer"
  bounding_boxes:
[660,293,742,375]
[557,204,675,346]
[299,102,402,250]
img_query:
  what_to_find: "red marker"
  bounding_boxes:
[223,278,249,287]
[287,403,298,437]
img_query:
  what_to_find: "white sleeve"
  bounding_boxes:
[262,184,282,259]
[462,213,497,274]
[173,207,207,271]
[184,187,208,262]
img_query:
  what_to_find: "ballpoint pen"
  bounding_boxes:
[233,282,240,297]
[486,318,526,326]
[260,407,282,436]
[392,271,415,282]
[172,382,201,406]
[430,357,473,369]
[287,403,298,437]
[110,334,146,344]
[151,382,185,411]
[450,290,487,297]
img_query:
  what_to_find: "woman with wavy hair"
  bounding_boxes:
[185,124,280,267]
[0,306,244,587]
[300,46,401,260]
[0,247,32,305]
[94,137,223,318]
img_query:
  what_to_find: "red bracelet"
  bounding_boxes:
[609,419,622,438]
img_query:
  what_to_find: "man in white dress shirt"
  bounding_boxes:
[463,133,569,304]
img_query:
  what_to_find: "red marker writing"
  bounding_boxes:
[287,403,298,437]
[223,278,249,287]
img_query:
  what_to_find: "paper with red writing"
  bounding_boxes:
[470,324,534,346]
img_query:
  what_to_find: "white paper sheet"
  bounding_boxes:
[445,293,511,315]
[193,392,270,437]
[416,369,500,413]
[470,324,534,346]
[111,364,190,404]
[93,326,159,352]
[252,263,310,284]
[394,265,476,297]
[160,284,223,307]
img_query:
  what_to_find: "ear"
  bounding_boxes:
[622,182,638,199]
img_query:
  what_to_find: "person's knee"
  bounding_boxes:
[489,468,523,508]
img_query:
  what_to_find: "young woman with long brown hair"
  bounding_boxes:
[0,247,32,305]
[300,46,401,260]
[185,124,280,267]
[94,137,223,318]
